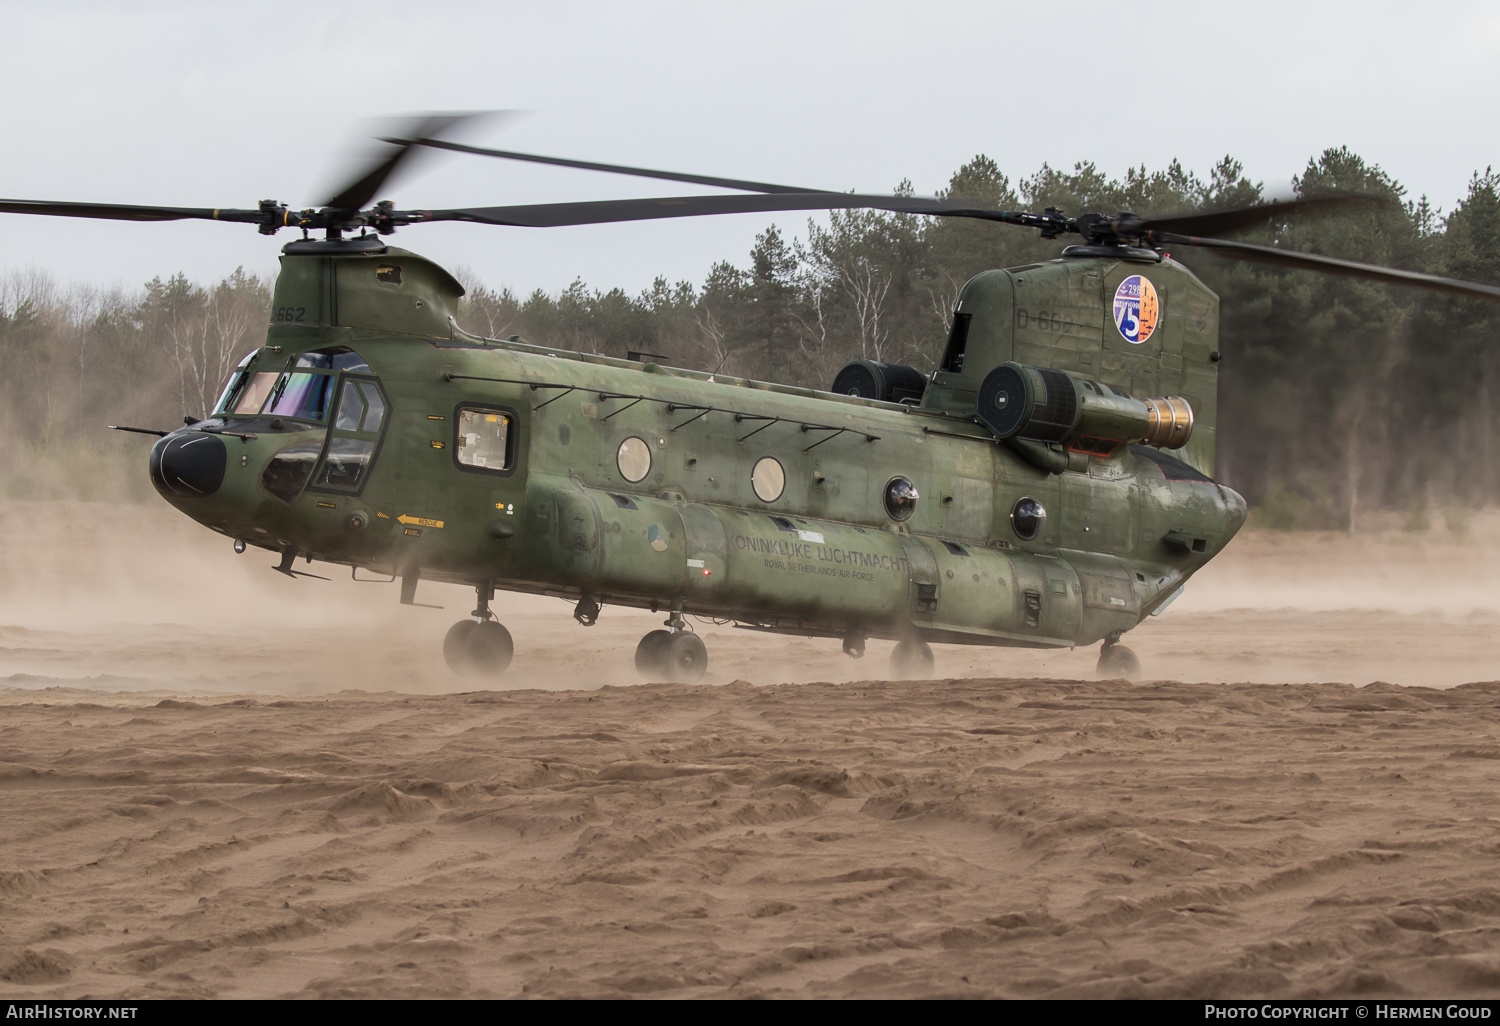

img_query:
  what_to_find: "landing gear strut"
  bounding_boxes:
[1096,635,1141,681]
[443,580,514,678]
[634,601,708,683]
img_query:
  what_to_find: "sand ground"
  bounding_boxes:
[1,500,1498,998]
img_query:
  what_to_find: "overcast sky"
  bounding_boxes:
[2,0,1497,299]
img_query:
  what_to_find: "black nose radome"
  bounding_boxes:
[150,432,227,498]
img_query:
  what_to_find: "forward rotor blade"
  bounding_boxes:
[323,112,506,212]
[0,199,263,224]
[385,136,823,195]
[421,192,1015,228]
[1135,191,1385,239]
[1152,231,1500,301]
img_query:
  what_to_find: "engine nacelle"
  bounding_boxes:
[976,362,1193,454]
[830,360,927,405]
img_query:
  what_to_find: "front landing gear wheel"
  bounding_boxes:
[1096,642,1141,681]
[635,630,673,677]
[444,619,515,677]
[890,638,935,679]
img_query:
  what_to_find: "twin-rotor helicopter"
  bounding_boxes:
[6,114,1497,683]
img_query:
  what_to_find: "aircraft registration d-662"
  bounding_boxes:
[9,116,1498,682]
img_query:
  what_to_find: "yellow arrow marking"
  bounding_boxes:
[397,515,444,529]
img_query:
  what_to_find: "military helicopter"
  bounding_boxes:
[6,115,1499,683]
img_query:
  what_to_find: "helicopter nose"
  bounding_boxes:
[149,432,227,498]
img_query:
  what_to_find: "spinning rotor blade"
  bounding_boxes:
[0,199,263,224]
[323,111,507,212]
[1132,191,1384,239]
[1152,231,1500,301]
[423,191,975,228]
[385,136,824,195]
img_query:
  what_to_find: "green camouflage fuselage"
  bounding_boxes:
[152,240,1246,650]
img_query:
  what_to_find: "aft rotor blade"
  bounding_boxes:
[385,136,824,195]
[422,192,1017,228]
[1152,231,1500,301]
[323,111,503,213]
[0,199,264,224]
[1135,191,1384,239]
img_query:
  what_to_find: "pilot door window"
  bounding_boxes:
[312,378,389,492]
[456,408,512,472]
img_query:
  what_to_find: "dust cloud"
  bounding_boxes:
[2,500,1499,998]
[2,500,1496,692]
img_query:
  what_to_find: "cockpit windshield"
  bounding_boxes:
[213,351,262,415]
[213,346,370,421]
[228,373,279,415]
[264,372,333,421]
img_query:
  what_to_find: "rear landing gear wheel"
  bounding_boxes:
[444,619,514,677]
[444,620,476,668]
[635,630,673,677]
[661,632,708,684]
[890,638,935,679]
[1096,642,1140,681]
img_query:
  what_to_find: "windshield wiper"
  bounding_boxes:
[196,425,258,442]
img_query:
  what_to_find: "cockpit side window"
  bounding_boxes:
[333,379,386,433]
[312,375,388,493]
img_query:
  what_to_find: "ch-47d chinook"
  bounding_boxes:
[8,116,1499,683]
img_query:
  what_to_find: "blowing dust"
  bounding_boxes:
[0,499,1496,692]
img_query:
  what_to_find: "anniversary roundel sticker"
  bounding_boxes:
[1112,274,1160,345]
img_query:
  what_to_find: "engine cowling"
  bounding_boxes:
[830,360,927,405]
[976,361,1193,454]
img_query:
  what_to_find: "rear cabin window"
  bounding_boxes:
[456,408,512,471]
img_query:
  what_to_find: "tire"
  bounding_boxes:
[661,632,708,684]
[443,620,478,673]
[890,638,935,679]
[1096,644,1141,681]
[634,630,673,677]
[467,620,514,676]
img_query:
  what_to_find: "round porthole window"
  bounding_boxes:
[617,436,652,483]
[1011,496,1046,540]
[751,457,785,502]
[884,477,919,521]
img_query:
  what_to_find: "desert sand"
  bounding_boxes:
[2,500,1499,999]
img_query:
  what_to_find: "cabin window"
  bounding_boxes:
[751,457,786,502]
[457,408,513,471]
[616,436,651,483]
[1011,496,1046,540]
[885,477,919,521]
